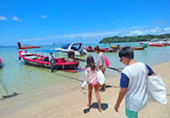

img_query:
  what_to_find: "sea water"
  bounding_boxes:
[0,42,170,97]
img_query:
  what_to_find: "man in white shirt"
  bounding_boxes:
[114,46,154,118]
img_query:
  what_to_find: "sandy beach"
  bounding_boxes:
[0,61,170,118]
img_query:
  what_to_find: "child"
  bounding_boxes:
[82,55,102,112]
[114,46,154,118]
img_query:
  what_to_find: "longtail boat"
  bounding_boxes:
[148,44,164,47]
[17,42,41,49]
[85,46,117,52]
[131,47,145,50]
[111,44,146,50]
[140,41,169,47]
[100,48,117,52]
[19,50,80,72]
[85,46,94,52]
[110,45,121,50]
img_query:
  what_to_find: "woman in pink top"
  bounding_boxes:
[82,55,102,112]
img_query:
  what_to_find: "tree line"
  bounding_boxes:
[99,33,170,43]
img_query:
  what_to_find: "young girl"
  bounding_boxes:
[82,55,102,112]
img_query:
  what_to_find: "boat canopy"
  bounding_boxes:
[36,50,61,53]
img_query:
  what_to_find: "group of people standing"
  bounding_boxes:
[82,46,155,118]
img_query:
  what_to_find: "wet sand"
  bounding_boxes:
[0,61,170,118]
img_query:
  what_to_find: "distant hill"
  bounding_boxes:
[99,33,170,43]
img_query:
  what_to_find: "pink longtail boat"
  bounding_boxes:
[19,50,80,72]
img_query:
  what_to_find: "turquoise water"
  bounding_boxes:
[0,42,170,97]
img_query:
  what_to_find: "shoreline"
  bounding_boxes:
[0,61,170,118]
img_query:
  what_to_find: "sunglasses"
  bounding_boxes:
[120,57,126,62]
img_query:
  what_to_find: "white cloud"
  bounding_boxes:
[164,27,170,32]
[129,30,144,36]
[13,16,22,21]
[144,27,161,34]
[18,26,170,44]
[41,15,48,19]
[0,15,7,21]
[46,31,123,40]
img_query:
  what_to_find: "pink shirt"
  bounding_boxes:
[85,67,97,84]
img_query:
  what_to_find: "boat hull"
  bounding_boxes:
[86,46,117,52]
[132,47,145,50]
[17,42,40,49]
[23,59,78,70]
[110,45,121,50]
[100,48,117,52]
[19,46,41,49]
[139,42,168,47]
[148,44,164,47]
[19,51,79,72]
[0,58,3,68]
[111,45,145,50]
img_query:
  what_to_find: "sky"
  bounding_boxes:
[0,0,170,46]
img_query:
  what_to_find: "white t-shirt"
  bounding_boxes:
[85,67,97,84]
[122,62,148,111]
[96,52,106,71]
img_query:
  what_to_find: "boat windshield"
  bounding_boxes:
[71,43,82,50]
[62,43,71,49]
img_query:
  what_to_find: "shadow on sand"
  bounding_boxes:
[99,85,119,92]
[83,102,108,113]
